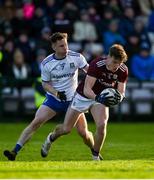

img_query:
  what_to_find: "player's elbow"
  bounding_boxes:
[42,82,47,91]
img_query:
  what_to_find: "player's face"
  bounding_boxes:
[107,56,122,72]
[53,38,68,56]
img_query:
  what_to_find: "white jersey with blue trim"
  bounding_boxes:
[41,50,88,101]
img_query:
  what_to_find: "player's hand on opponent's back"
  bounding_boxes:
[57,91,67,101]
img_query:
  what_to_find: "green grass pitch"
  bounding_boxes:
[0,121,154,178]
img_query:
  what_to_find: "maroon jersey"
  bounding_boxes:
[77,57,128,97]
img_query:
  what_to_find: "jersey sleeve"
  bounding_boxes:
[78,54,88,69]
[87,60,101,78]
[41,64,50,82]
[118,67,128,83]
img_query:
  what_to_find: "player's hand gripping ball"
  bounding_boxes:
[95,88,123,107]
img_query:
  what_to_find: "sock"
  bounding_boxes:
[49,134,55,142]
[13,144,22,154]
[91,148,99,156]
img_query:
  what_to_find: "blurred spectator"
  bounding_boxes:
[11,8,29,38]
[15,32,32,63]
[10,48,31,80]
[137,0,154,16]
[133,17,151,46]
[87,5,101,23]
[83,42,103,62]
[119,0,141,15]
[44,0,59,17]
[4,27,14,40]
[0,33,5,49]
[22,0,35,20]
[30,7,52,38]
[52,11,72,35]
[0,0,154,81]
[73,10,98,44]
[108,0,122,17]
[125,33,140,67]
[102,19,125,54]
[87,5,101,40]
[148,31,154,55]
[0,0,15,22]
[119,6,135,38]
[35,26,51,54]
[131,42,154,80]
[98,7,114,35]
[63,1,79,21]
[31,48,47,78]
[96,0,109,15]
[147,10,154,32]
[0,40,14,76]
[0,0,15,39]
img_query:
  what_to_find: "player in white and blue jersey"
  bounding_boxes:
[4,32,94,161]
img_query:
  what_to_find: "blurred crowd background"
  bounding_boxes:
[0,0,154,80]
[0,0,154,118]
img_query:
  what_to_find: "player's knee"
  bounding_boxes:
[97,121,107,134]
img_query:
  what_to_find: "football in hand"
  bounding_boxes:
[100,88,117,98]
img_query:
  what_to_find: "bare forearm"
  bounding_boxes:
[83,75,96,100]
[117,82,126,98]
[83,88,96,100]
[42,82,57,96]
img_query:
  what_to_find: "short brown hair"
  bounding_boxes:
[109,44,128,62]
[50,32,68,44]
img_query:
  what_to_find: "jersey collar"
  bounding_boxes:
[53,53,66,60]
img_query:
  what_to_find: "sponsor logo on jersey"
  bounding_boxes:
[52,72,75,79]
[102,72,118,80]
[98,79,113,87]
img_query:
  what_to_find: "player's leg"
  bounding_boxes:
[4,105,56,161]
[75,113,94,149]
[41,107,81,157]
[17,105,56,146]
[90,104,109,160]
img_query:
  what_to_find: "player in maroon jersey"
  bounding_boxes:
[41,44,128,160]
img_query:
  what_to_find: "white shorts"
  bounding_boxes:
[71,93,100,113]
